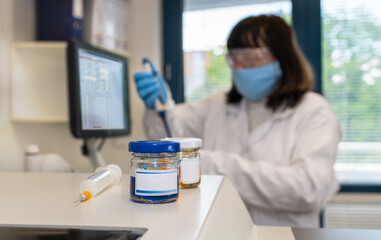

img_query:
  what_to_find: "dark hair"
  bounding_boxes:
[226,15,314,111]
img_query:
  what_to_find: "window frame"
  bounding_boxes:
[162,0,185,103]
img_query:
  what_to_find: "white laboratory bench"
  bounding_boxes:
[0,173,296,240]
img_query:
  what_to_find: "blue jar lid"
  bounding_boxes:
[129,141,180,153]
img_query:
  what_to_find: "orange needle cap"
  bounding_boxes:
[82,191,92,201]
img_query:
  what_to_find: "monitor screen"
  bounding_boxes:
[67,40,130,138]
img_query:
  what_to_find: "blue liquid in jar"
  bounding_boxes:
[130,176,179,204]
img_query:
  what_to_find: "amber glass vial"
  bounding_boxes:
[161,138,202,189]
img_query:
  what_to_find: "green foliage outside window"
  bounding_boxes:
[322,12,381,143]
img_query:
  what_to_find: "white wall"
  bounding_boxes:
[0,0,162,173]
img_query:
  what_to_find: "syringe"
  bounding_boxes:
[75,164,122,202]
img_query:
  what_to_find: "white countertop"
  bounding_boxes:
[0,172,295,240]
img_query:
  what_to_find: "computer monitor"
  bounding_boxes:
[67,40,130,138]
[67,40,130,168]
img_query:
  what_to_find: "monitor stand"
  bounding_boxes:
[83,138,107,169]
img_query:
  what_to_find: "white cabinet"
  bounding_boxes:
[11,42,68,122]
[11,41,131,122]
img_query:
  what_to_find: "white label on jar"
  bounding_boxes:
[180,158,200,184]
[135,169,178,196]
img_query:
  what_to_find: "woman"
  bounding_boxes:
[134,15,341,227]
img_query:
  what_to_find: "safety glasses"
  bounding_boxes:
[226,48,272,69]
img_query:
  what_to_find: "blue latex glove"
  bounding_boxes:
[134,57,167,109]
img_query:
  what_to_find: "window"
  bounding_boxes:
[322,0,381,183]
[165,0,381,185]
[182,0,292,103]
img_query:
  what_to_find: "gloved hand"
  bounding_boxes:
[134,58,167,110]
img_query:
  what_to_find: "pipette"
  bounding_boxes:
[74,164,122,203]
[142,57,172,137]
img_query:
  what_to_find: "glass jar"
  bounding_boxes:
[129,141,180,204]
[161,138,202,189]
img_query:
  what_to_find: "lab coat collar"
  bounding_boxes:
[233,98,297,154]
[226,97,296,123]
[273,106,295,120]
[226,100,243,117]
[240,98,296,120]
[226,98,250,150]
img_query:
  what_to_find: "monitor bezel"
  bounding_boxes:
[67,40,131,138]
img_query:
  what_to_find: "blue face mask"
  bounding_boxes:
[232,61,282,101]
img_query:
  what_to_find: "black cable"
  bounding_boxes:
[82,138,89,156]
[159,111,171,137]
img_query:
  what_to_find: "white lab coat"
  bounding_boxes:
[144,91,341,228]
